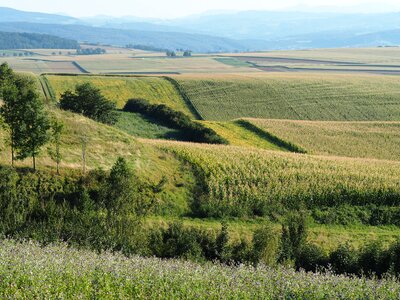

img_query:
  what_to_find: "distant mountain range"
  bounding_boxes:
[1,7,400,51]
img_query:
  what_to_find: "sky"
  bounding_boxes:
[0,0,400,19]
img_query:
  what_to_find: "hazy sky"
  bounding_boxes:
[1,0,400,18]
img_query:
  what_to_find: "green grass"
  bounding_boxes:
[248,119,400,161]
[214,57,253,67]
[147,216,400,251]
[175,73,400,121]
[0,106,196,216]
[114,111,184,140]
[45,75,195,117]
[150,140,400,217]
[202,120,286,150]
[2,239,399,299]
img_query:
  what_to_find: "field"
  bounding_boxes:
[228,47,400,65]
[202,120,286,150]
[248,119,400,161]
[1,240,399,299]
[174,73,400,121]
[152,140,400,217]
[76,56,256,74]
[45,75,195,116]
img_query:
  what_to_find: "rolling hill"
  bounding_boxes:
[0,31,79,49]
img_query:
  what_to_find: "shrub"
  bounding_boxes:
[329,244,360,275]
[60,83,118,125]
[252,223,280,266]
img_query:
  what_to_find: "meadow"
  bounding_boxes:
[1,239,399,299]
[248,119,400,161]
[153,140,400,217]
[174,73,400,121]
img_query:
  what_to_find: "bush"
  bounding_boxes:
[296,244,328,272]
[123,99,228,144]
[329,244,360,275]
[279,213,308,263]
[60,83,118,125]
[252,223,279,266]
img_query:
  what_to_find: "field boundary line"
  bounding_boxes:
[163,76,204,120]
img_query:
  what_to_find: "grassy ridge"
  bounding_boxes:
[175,73,400,121]
[202,120,287,150]
[248,119,400,161]
[1,240,399,299]
[45,75,195,117]
[152,140,400,217]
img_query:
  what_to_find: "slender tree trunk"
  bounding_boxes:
[56,161,60,175]
[33,153,36,171]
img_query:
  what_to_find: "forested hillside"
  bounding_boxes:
[0,31,79,49]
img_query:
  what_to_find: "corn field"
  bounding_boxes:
[155,141,400,217]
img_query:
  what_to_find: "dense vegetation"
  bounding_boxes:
[156,141,400,222]
[248,119,400,161]
[0,31,79,49]
[60,82,118,125]
[175,73,400,121]
[3,240,400,299]
[124,99,227,144]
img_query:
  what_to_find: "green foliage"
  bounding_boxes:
[252,222,280,266]
[0,64,50,169]
[280,213,308,263]
[124,99,227,144]
[60,83,118,125]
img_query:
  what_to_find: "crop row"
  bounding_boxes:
[175,74,400,121]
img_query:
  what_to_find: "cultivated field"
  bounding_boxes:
[153,140,400,217]
[228,47,400,65]
[174,73,400,121]
[76,56,256,74]
[248,119,400,161]
[45,75,194,115]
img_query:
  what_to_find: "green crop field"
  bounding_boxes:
[1,239,399,299]
[45,75,195,116]
[248,119,400,161]
[152,140,400,217]
[174,73,400,121]
[76,56,255,74]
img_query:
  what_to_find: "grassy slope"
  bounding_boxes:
[114,111,184,140]
[45,75,196,117]
[174,73,400,121]
[0,107,195,216]
[248,119,400,161]
[202,120,286,150]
